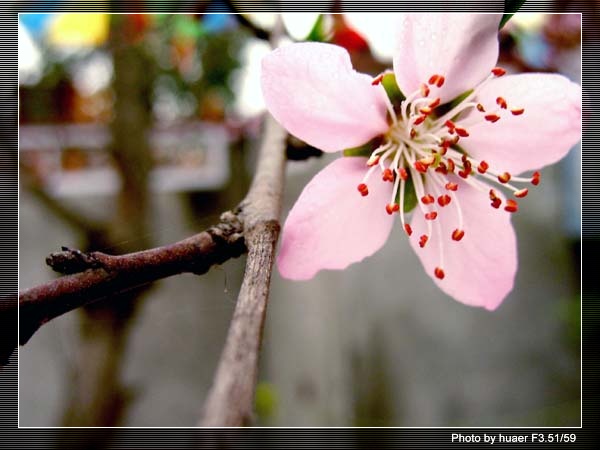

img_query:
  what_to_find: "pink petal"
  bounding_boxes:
[409,179,517,310]
[393,14,502,104]
[261,42,389,153]
[460,73,581,175]
[277,157,394,280]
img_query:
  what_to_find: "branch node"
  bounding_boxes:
[47,248,105,274]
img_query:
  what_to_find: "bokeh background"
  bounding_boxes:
[18,10,581,430]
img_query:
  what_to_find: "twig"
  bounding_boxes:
[198,113,287,426]
[18,212,245,346]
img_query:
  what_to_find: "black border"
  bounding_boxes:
[4,1,597,448]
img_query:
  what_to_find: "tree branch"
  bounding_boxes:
[199,113,287,426]
[18,212,245,346]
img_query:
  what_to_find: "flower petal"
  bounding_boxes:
[409,179,517,310]
[261,42,389,153]
[461,73,581,175]
[277,157,394,280]
[393,14,502,104]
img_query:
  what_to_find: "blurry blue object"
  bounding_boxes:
[202,14,237,33]
[518,33,550,69]
[19,14,54,37]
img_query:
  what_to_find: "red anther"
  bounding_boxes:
[531,171,541,186]
[367,155,380,166]
[419,235,429,248]
[514,188,529,198]
[439,146,448,156]
[445,182,458,191]
[420,83,430,97]
[496,97,508,109]
[452,229,465,241]
[428,74,440,85]
[490,198,502,209]
[477,161,489,174]
[438,194,451,207]
[511,107,525,116]
[357,183,369,196]
[452,136,460,145]
[458,170,469,179]
[414,115,427,125]
[435,76,445,87]
[489,189,498,200]
[447,159,455,173]
[477,103,486,112]
[414,161,428,173]
[385,203,397,215]
[485,114,501,123]
[461,154,468,164]
[420,156,435,166]
[435,163,448,175]
[445,120,456,130]
[382,168,395,182]
[404,224,413,236]
[421,194,435,205]
[371,73,384,85]
[419,106,433,115]
[393,203,400,212]
[455,127,469,137]
[440,139,451,149]
[498,172,511,184]
[398,167,409,180]
[492,67,506,77]
[425,211,438,220]
[428,97,441,109]
[504,199,518,213]
[434,267,445,280]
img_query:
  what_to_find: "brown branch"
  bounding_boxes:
[198,113,287,426]
[18,212,245,346]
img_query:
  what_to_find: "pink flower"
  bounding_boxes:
[261,14,581,310]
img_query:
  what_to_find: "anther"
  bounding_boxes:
[485,114,501,123]
[421,194,435,205]
[496,97,508,109]
[398,167,409,180]
[452,229,465,241]
[504,199,518,213]
[414,161,428,173]
[511,107,524,116]
[447,159,455,173]
[434,267,445,279]
[428,74,445,87]
[420,83,430,97]
[438,194,451,207]
[357,183,369,196]
[410,128,417,139]
[492,67,507,77]
[497,172,511,184]
[455,127,469,137]
[428,98,441,109]
[531,171,541,186]
[404,224,413,236]
[419,106,433,115]
[419,235,429,248]
[445,120,456,130]
[435,163,448,175]
[371,73,384,85]
[367,154,380,166]
[386,203,399,215]
[382,168,395,182]
[477,161,489,174]
[477,103,486,112]
[514,188,529,198]
[414,115,427,125]
[445,182,458,191]
[425,212,438,220]
[491,198,502,209]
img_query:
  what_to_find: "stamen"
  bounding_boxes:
[491,67,506,77]
[382,168,395,182]
[419,235,429,248]
[386,203,400,215]
[404,223,413,236]
[367,154,381,167]
[497,172,511,184]
[477,161,489,174]
[371,73,384,85]
[511,107,525,116]
[455,127,469,137]
[531,171,541,186]
[504,199,518,213]
[357,183,369,196]
[434,267,445,279]
[445,182,458,191]
[398,167,409,180]
[428,98,441,109]
[484,114,501,123]
[413,115,427,126]
[514,188,528,198]
[421,194,435,205]
[428,74,445,87]
[452,229,465,241]
[438,194,451,207]
[477,103,486,112]
[425,211,438,220]
[496,97,507,109]
[420,83,430,97]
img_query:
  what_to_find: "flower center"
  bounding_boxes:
[357,68,539,281]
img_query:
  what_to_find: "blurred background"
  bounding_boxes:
[18,9,581,432]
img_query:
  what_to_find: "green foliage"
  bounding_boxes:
[305,14,328,42]
[343,137,383,158]
[255,382,278,420]
[381,72,405,108]
[397,177,418,213]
